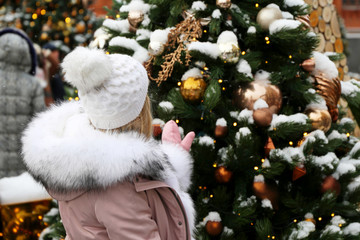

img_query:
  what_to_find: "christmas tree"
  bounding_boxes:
[47,0,360,239]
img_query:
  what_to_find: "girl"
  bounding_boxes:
[22,47,195,240]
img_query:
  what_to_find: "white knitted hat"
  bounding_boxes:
[61,47,149,129]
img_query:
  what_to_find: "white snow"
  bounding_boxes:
[333,162,356,179]
[262,159,271,168]
[321,225,341,235]
[0,172,51,205]
[254,70,271,83]
[327,130,345,141]
[289,221,316,239]
[239,195,257,207]
[203,211,222,222]
[261,199,273,209]
[347,176,360,192]
[136,29,151,41]
[159,101,174,112]
[313,152,339,171]
[198,135,215,148]
[247,26,256,34]
[236,59,252,77]
[212,9,222,19]
[340,117,354,126]
[305,96,328,110]
[269,19,301,35]
[239,109,255,124]
[267,3,281,10]
[235,127,251,141]
[331,216,346,226]
[270,113,308,128]
[254,174,265,182]
[349,141,360,157]
[271,147,303,164]
[311,52,339,80]
[216,118,227,127]
[109,36,149,63]
[188,42,221,59]
[223,227,234,234]
[343,222,360,235]
[191,1,207,11]
[181,68,203,80]
[284,0,307,7]
[152,118,165,126]
[253,99,269,110]
[103,19,130,33]
[304,213,314,219]
[150,29,170,43]
[282,11,294,19]
[217,31,238,46]
[119,0,151,12]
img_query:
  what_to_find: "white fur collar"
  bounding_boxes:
[22,101,193,194]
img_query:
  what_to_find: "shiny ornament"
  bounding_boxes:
[256,6,283,31]
[305,218,316,225]
[264,137,275,157]
[253,181,279,209]
[76,21,86,33]
[253,108,273,127]
[305,108,332,132]
[206,220,223,236]
[215,166,233,183]
[153,124,162,137]
[180,77,207,102]
[292,166,306,181]
[232,81,282,113]
[0,200,51,239]
[219,44,240,64]
[295,15,311,29]
[314,74,341,122]
[215,125,228,138]
[148,42,165,56]
[40,32,48,41]
[301,58,316,72]
[321,176,341,196]
[216,0,232,9]
[128,10,144,29]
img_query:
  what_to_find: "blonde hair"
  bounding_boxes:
[112,95,153,138]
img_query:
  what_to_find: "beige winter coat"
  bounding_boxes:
[21,101,195,240]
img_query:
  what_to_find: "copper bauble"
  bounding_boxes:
[256,6,283,30]
[215,125,228,138]
[305,218,316,225]
[295,15,311,29]
[76,22,86,33]
[205,221,223,236]
[232,81,282,113]
[180,77,207,102]
[153,124,162,137]
[253,181,279,209]
[264,137,275,157]
[321,176,341,196]
[305,108,332,132]
[292,166,306,181]
[128,10,144,28]
[253,108,273,127]
[216,0,231,9]
[301,59,315,72]
[215,166,233,183]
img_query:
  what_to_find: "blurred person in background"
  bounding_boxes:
[0,27,45,178]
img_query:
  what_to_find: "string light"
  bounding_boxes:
[318,217,322,221]
[175,119,179,124]
[241,51,246,55]
[40,9,46,15]
[222,87,226,91]
[339,224,343,227]
[233,122,238,127]
[204,30,207,33]
[265,61,268,64]
[32,13,38,20]
[265,36,269,41]
[238,213,241,216]
[346,133,350,137]
[199,186,202,189]
[192,37,196,41]
[273,128,277,131]
[106,51,110,55]
[116,14,120,18]
[224,61,227,63]
[177,82,181,86]
[272,236,275,239]
[218,79,223,83]
[289,141,293,146]
[254,166,259,171]
[251,222,254,226]
[203,186,207,189]
[303,132,308,136]
[204,67,209,71]
[68,97,73,101]
[210,194,214,198]
[268,235,271,238]
[293,219,297,223]
[65,17,71,23]
[38,216,43,220]
[213,163,218,168]
[266,40,270,44]
[261,158,265,163]
[213,140,217,144]
[75,97,79,101]
[255,3,259,7]
[331,213,335,217]
[289,55,292,59]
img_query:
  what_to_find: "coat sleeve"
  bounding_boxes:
[95,182,161,240]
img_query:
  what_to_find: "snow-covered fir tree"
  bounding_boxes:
[46,0,360,239]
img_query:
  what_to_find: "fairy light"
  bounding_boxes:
[222,87,226,91]
[40,9,46,15]
[192,37,196,41]
[254,166,259,171]
[241,51,246,55]
[199,186,202,189]
[65,17,71,23]
[289,141,293,146]
[175,119,179,124]
[272,236,275,239]
[32,13,38,19]
[177,82,181,86]
[265,61,268,64]
[347,133,350,137]
[68,97,73,101]
[213,163,218,168]
[318,217,322,221]
[213,140,217,144]
[218,79,223,83]
[105,15,109,19]
[116,14,120,18]
[339,224,343,227]
[106,51,110,55]
[289,55,293,59]
[224,61,227,64]
[233,122,238,127]
[38,216,43,220]
[238,213,241,216]
[204,67,209,71]
[203,186,207,190]
[266,40,270,44]
[331,213,335,217]
[293,219,297,223]
[265,36,269,41]
[255,3,259,7]
[204,29,207,33]
[303,132,308,136]
[75,97,79,101]
[261,158,265,163]
[251,222,254,226]
[210,194,214,198]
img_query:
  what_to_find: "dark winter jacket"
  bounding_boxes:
[0,28,45,178]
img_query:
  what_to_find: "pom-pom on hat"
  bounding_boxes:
[61,47,149,129]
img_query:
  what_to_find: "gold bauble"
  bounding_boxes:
[305,108,332,132]
[256,6,283,30]
[215,125,228,138]
[40,32,48,41]
[205,221,223,236]
[253,108,273,127]
[219,44,240,64]
[180,77,207,102]
[215,166,233,183]
[128,10,144,28]
[321,176,341,196]
[232,81,282,113]
[216,0,231,9]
